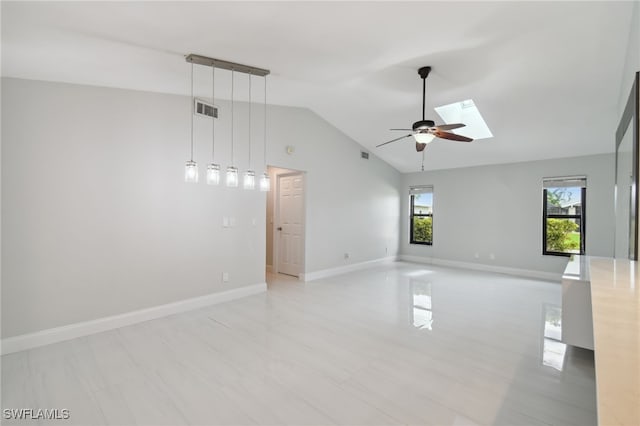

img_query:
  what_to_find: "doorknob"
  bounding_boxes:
[277,227,282,231]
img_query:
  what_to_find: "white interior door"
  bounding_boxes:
[277,173,304,277]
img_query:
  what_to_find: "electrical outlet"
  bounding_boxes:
[223,217,229,228]
[222,272,229,283]
[344,253,350,260]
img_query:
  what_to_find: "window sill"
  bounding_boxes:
[543,251,581,257]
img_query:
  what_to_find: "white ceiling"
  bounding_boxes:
[1,1,635,172]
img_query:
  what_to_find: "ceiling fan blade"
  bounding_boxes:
[390,128,412,131]
[434,130,473,142]
[376,134,412,148]
[416,142,427,152]
[434,123,466,131]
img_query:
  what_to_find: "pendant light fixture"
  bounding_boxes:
[183,54,269,189]
[207,64,221,185]
[184,62,198,183]
[259,75,271,192]
[243,72,256,190]
[226,68,239,187]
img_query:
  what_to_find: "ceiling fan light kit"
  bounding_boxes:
[377,65,474,156]
[414,131,436,144]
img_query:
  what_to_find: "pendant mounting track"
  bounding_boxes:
[185,54,270,77]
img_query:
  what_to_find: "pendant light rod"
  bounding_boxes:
[259,75,270,192]
[263,75,267,166]
[190,62,194,161]
[231,69,235,164]
[248,72,252,168]
[184,61,198,183]
[186,54,270,77]
[211,65,215,160]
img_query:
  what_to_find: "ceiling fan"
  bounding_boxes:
[377,66,473,153]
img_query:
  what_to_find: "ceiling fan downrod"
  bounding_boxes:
[418,66,431,121]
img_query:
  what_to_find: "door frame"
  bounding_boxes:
[273,171,306,277]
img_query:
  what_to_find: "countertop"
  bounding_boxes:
[588,257,640,426]
[563,254,591,282]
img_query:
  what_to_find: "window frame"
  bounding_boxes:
[410,191,433,246]
[542,186,586,256]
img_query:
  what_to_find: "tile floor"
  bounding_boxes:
[1,262,596,425]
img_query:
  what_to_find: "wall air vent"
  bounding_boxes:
[194,98,218,118]
[361,151,369,160]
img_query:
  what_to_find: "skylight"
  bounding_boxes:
[434,99,493,140]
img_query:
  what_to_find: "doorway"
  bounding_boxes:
[265,166,306,278]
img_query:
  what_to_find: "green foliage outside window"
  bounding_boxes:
[546,218,579,252]
[413,217,432,244]
[545,187,582,254]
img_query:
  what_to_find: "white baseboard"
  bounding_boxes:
[300,256,397,282]
[1,283,267,355]
[399,255,561,282]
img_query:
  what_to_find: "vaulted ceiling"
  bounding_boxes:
[2,1,635,172]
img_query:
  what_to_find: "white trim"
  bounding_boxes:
[1,283,267,355]
[300,256,398,282]
[399,255,561,282]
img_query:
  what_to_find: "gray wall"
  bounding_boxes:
[401,154,615,274]
[1,77,401,337]
[264,109,401,273]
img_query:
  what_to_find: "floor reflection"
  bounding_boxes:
[411,281,433,330]
[543,304,567,371]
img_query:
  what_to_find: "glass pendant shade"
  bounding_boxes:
[226,166,239,187]
[414,132,436,144]
[259,172,270,192]
[185,160,198,183]
[206,163,220,185]
[243,170,256,190]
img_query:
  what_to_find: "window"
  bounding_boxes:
[543,177,586,256]
[410,186,433,245]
